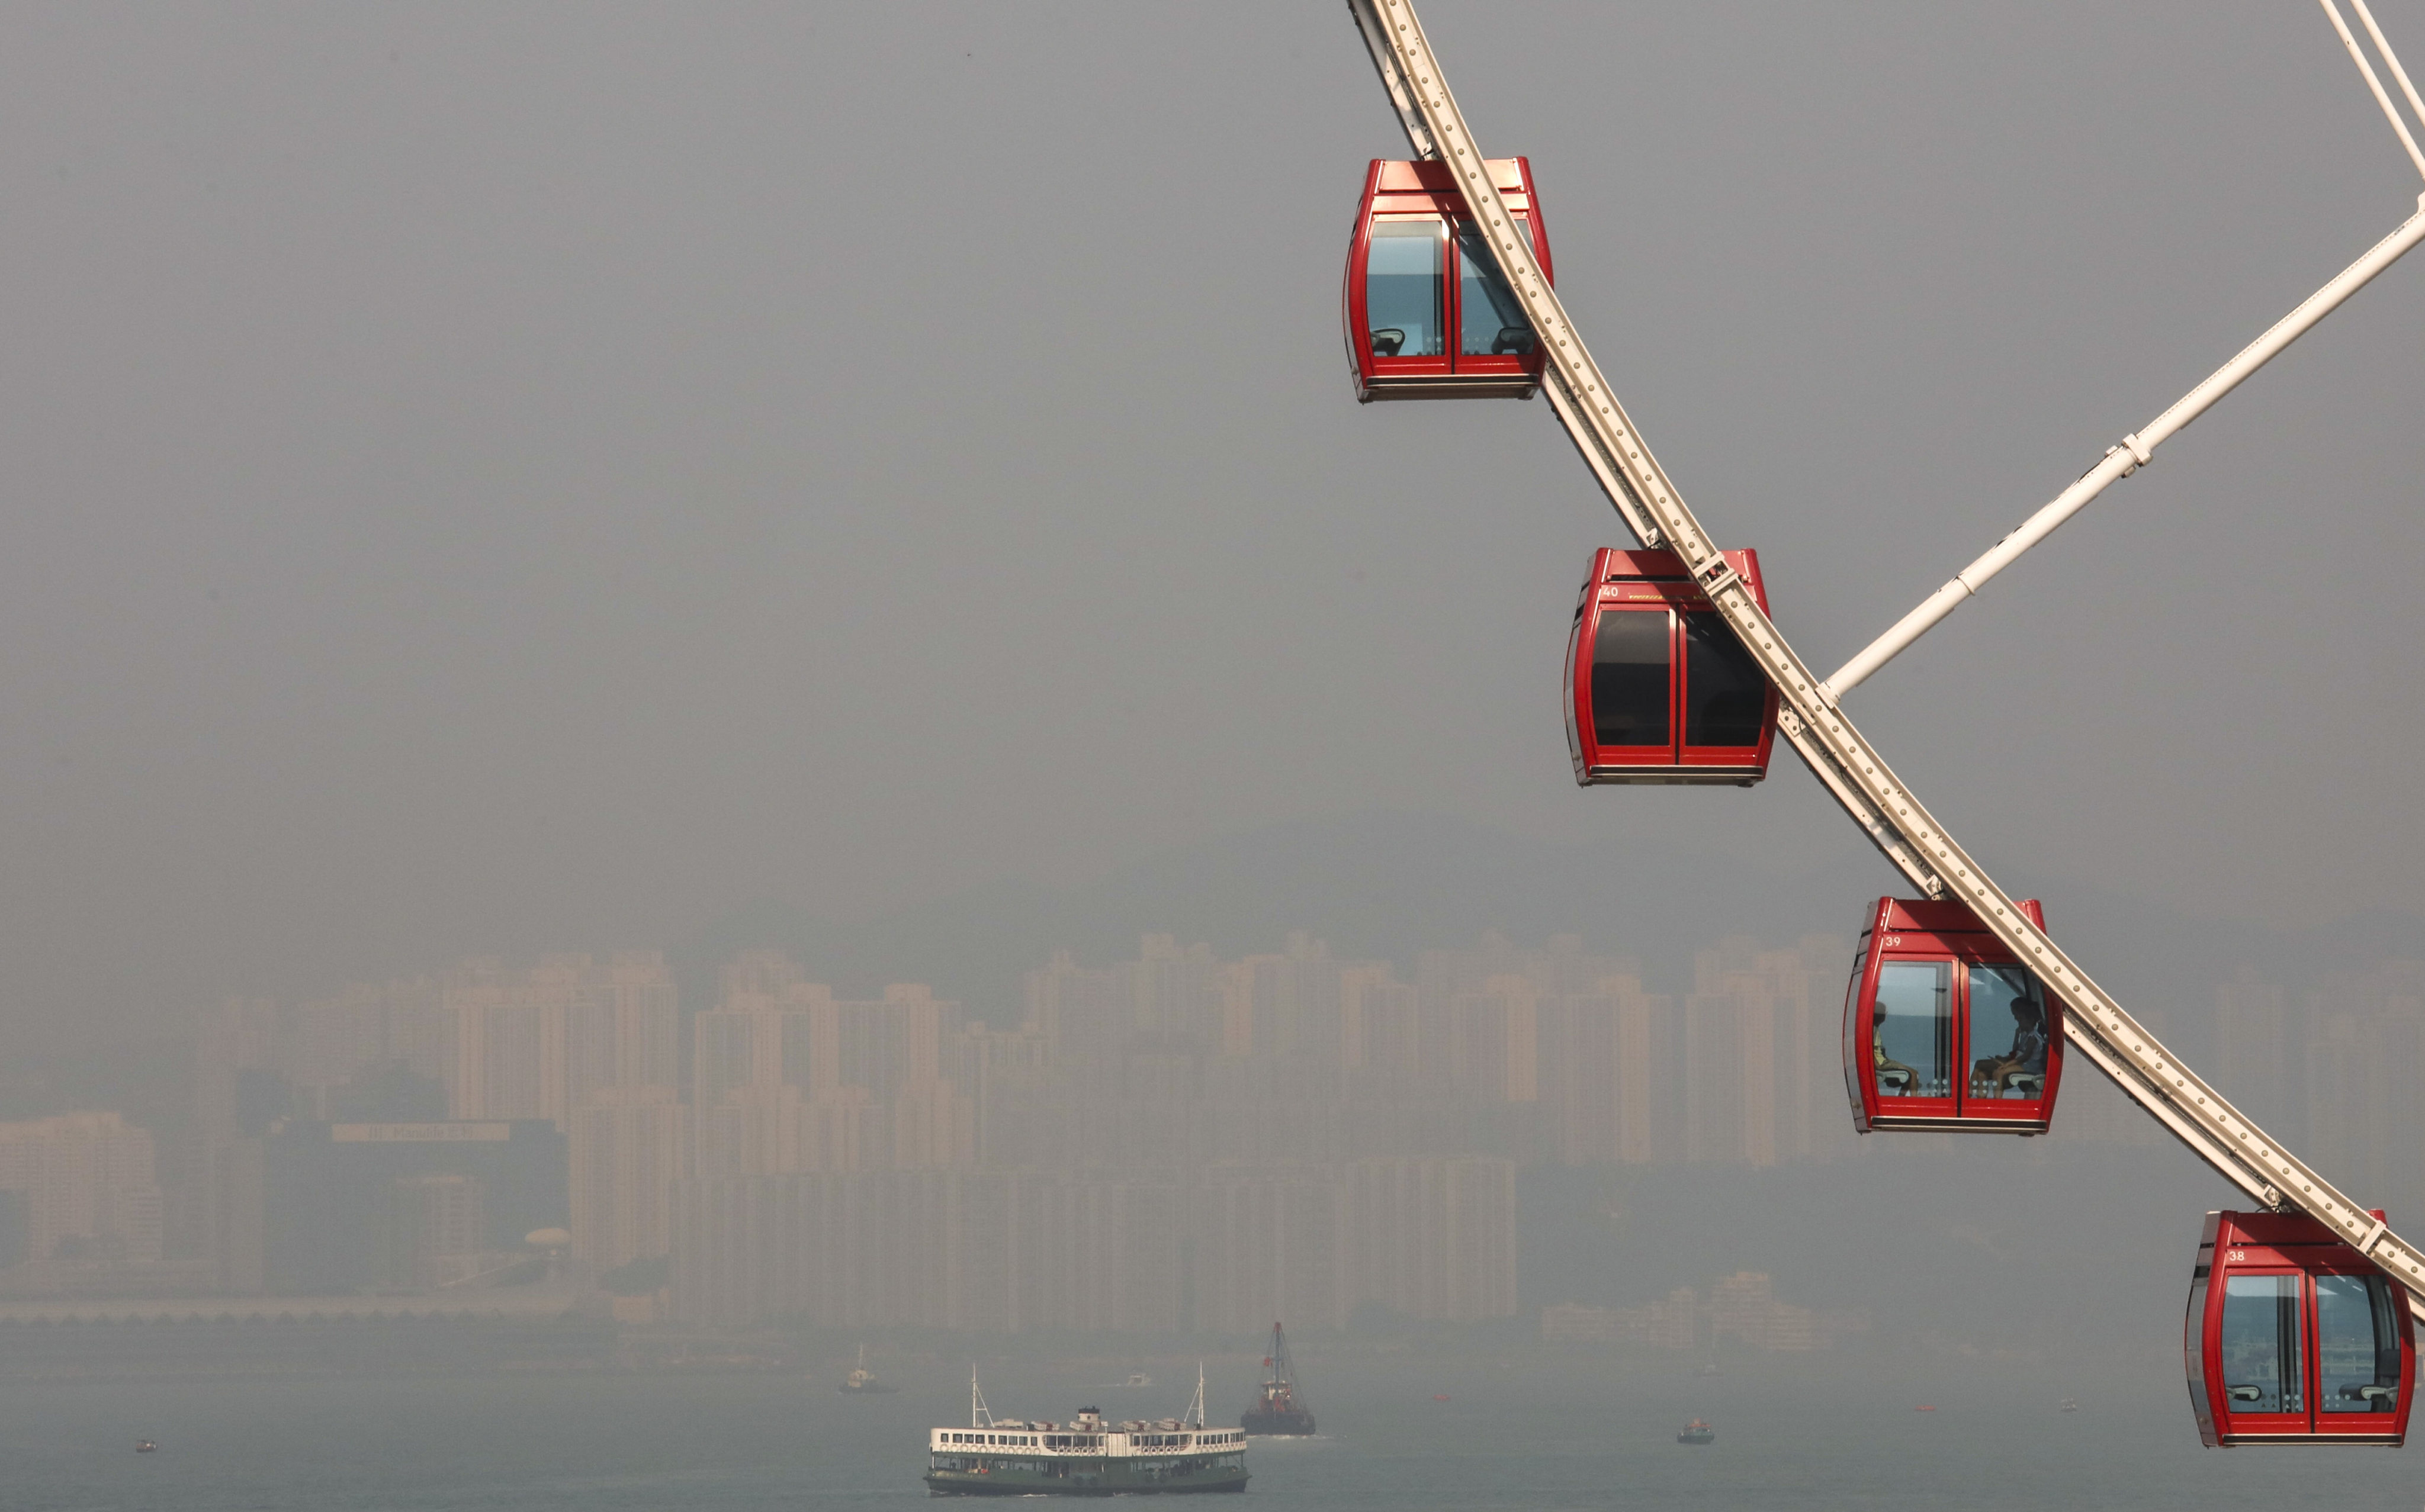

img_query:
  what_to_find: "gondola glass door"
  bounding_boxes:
[2314,1270,2406,1428]
[2214,1271,2308,1431]
[1678,612,1770,771]
[1584,605,1674,771]
[1453,217,1538,377]
[1363,218,1446,375]
[1870,958,1952,1107]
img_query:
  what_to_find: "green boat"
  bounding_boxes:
[927,1367,1248,1496]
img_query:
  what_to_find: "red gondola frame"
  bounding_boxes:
[2187,1209,2415,1446]
[1565,548,1778,786]
[1343,157,1552,402]
[1842,897,2064,1134]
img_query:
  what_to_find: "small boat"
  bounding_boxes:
[1915,1405,1937,1413]
[839,1343,899,1395]
[1677,1420,1715,1445]
[135,1440,158,1453]
[1123,1372,1153,1389]
[1430,1394,1450,1402]
[2058,1398,2079,1413]
[1241,1324,1316,1436]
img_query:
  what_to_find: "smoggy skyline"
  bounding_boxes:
[5,2,2422,1067]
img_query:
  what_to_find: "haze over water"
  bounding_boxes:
[11,1350,2421,1512]
[6,3,2424,1507]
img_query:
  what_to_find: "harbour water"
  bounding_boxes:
[6,1347,2420,1512]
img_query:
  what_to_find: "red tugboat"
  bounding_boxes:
[1240,1323,1316,1436]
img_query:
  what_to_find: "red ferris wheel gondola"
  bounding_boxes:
[1343,157,1550,402]
[1841,897,2064,1134]
[2188,1209,2414,1446]
[1565,548,1778,786]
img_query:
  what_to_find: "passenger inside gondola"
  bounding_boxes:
[1872,1008,1917,1093]
[1872,960,1951,1098]
[1968,967,2049,1099]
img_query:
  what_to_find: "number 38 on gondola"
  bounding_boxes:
[2187,1209,2414,1446]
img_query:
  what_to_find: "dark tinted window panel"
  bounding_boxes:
[1682,612,1766,747]
[1591,609,1670,748]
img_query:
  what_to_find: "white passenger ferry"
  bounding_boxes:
[926,1368,1248,1496]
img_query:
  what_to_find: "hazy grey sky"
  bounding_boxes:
[4,2,2421,1047]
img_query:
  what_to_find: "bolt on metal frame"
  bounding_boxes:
[1344,0,2425,1319]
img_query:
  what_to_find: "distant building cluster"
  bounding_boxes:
[0,934,2404,1335]
[676,1157,1514,1332]
[1540,1271,1868,1352]
[987,929,1857,1173]
[0,1112,162,1278]
[159,932,1846,1326]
